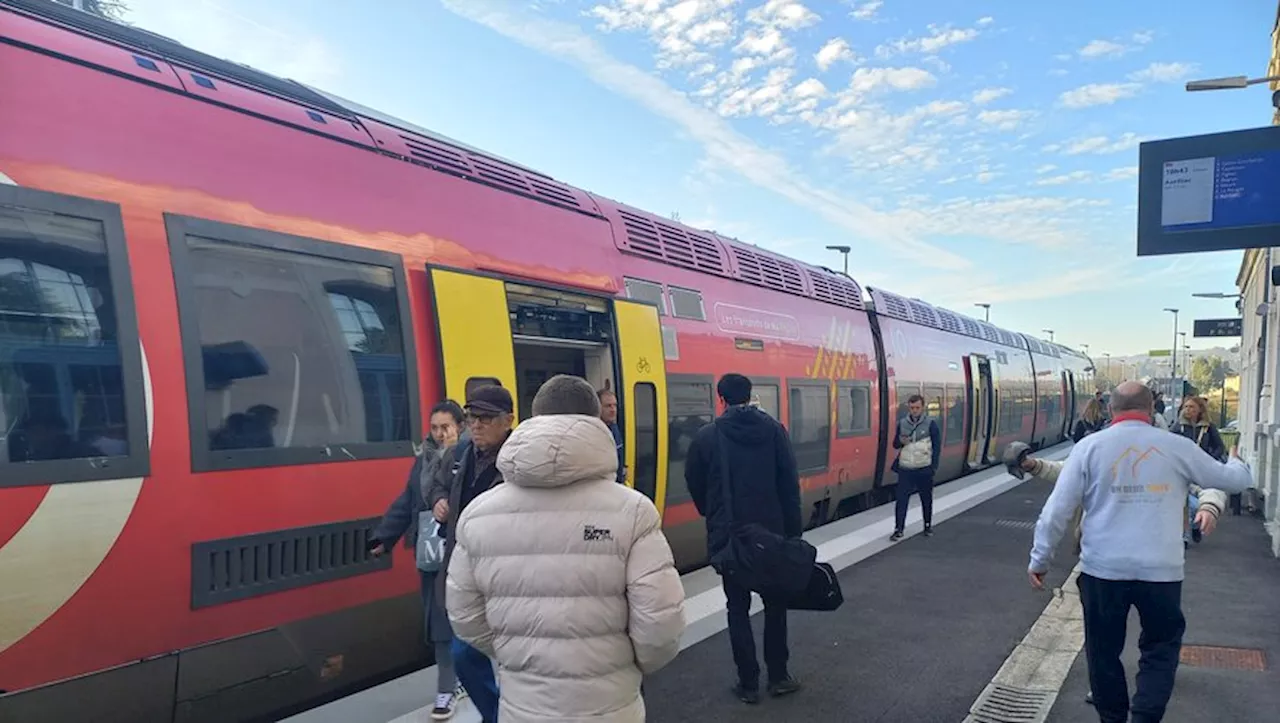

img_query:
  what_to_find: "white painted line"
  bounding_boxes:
[284,445,1072,723]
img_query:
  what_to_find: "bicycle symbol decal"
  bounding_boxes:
[637,357,652,374]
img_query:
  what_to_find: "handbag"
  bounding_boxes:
[786,561,844,612]
[416,514,446,573]
[707,420,818,597]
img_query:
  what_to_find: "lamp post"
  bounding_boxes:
[1192,292,1242,299]
[1185,75,1280,92]
[1103,352,1112,380]
[1180,333,1188,379]
[1081,343,1090,355]
[974,303,991,322]
[1042,329,1054,342]
[1164,308,1179,379]
[825,245,851,275]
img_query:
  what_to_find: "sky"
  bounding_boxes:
[117,0,1278,357]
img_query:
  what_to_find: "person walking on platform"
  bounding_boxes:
[1072,399,1107,443]
[372,400,466,720]
[1027,382,1253,723]
[1172,396,1227,546]
[890,394,941,541]
[685,373,803,705]
[431,385,514,723]
[599,387,627,484]
[446,375,685,722]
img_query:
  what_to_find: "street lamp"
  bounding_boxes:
[1180,332,1188,377]
[1081,343,1090,355]
[1102,352,1112,380]
[1164,308,1179,379]
[1042,329,1054,342]
[1185,74,1280,92]
[974,303,991,322]
[1192,292,1242,299]
[826,245,851,275]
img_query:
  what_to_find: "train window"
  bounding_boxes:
[753,382,780,420]
[836,380,871,437]
[944,383,965,446]
[923,384,945,423]
[668,286,706,321]
[787,380,830,474]
[665,377,714,504]
[0,188,149,487]
[166,215,421,472]
[623,278,666,316]
[633,382,659,500]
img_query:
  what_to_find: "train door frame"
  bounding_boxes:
[963,355,996,469]
[1059,371,1071,440]
[426,265,668,507]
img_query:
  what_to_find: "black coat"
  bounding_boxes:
[1172,420,1226,462]
[685,405,802,559]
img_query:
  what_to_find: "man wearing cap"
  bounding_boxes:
[430,384,514,723]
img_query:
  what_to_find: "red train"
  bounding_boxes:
[0,2,1093,721]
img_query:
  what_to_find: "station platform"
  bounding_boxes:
[281,443,1280,723]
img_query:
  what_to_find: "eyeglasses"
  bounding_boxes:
[466,412,502,425]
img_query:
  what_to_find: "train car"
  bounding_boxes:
[0,3,1088,722]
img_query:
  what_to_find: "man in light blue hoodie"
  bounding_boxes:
[1027,382,1253,723]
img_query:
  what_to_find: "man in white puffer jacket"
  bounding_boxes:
[446,375,686,722]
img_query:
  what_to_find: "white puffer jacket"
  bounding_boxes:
[445,414,686,723]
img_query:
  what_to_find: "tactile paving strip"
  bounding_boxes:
[1180,645,1267,671]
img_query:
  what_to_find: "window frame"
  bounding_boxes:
[751,376,781,421]
[786,378,831,475]
[663,373,715,505]
[632,381,659,500]
[835,379,873,438]
[623,277,667,316]
[165,214,422,473]
[943,382,966,447]
[667,285,706,321]
[0,186,150,488]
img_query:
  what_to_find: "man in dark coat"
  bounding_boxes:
[685,373,802,705]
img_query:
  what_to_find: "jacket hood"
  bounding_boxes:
[717,404,778,445]
[496,414,618,489]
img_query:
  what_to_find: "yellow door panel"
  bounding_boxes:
[614,299,668,513]
[429,268,517,405]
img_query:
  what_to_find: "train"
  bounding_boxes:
[0,2,1094,722]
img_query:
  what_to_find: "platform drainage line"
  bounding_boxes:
[967,684,1055,723]
[994,519,1037,530]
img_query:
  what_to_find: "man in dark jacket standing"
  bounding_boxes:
[686,373,802,705]
[431,385,513,723]
[890,393,941,541]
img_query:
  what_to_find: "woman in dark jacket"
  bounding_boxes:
[1071,399,1107,443]
[1172,395,1226,547]
[372,400,465,720]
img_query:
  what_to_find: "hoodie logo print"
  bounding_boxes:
[583,525,613,542]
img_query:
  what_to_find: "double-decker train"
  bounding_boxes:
[0,2,1093,721]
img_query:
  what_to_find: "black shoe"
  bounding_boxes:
[1085,691,1094,705]
[768,677,802,698]
[733,684,760,705]
[889,530,903,542]
[922,525,933,537]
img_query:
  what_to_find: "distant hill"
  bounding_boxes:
[1096,346,1238,381]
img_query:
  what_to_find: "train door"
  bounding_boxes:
[1059,371,1071,439]
[964,355,996,468]
[428,267,666,503]
[1065,371,1078,431]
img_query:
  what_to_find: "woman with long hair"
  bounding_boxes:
[1071,398,1106,443]
[1172,396,1226,547]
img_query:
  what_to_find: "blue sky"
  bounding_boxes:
[121,0,1276,357]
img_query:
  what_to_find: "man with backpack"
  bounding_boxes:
[891,394,941,541]
[685,373,803,705]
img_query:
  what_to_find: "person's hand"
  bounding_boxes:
[1028,570,1045,590]
[370,543,386,557]
[433,498,449,523]
[1195,509,1218,536]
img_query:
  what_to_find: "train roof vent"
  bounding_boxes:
[869,288,912,321]
[728,244,807,295]
[996,329,1014,347]
[978,322,1001,343]
[960,315,984,338]
[611,207,731,275]
[936,309,964,335]
[906,299,940,329]
[805,268,864,310]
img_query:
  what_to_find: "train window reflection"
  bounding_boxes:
[665,379,713,505]
[787,380,830,474]
[944,384,965,446]
[633,382,658,500]
[184,238,411,455]
[0,206,130,464]
[836,380,871,437]
[752,383,780,420]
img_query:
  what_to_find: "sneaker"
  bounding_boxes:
[768,677,802,698]
[431,692,457,720]
[1085,691,1094,706]
[889,530,904,542]
[455,683,468,700]
[732,683,760,705]
[922,525,933,537]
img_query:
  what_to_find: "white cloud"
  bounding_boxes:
[589,0,739,69]
[1058,82,1141,108]
[977,16,995,26]
[877,24,981,57]
[746,0,821,30]
[851,1,882,20]
[1061,132,1143,154]
[1132,30,1154,44]
[1035,170,1092,186]
[1078,39,1129,59]
[1035,164,1058,174]
[1128,61,1197,83]
[815,37,856,70]
[1103,166,1139,181]
[848,66,937,94]
[977,108,1035,130]
[976,170,998,183]
[440,0,971,269]
[972,86,1012,105]
[885,195,1111,252]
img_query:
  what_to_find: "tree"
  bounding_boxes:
[52,0,128,20]
[1189,355,1231,396]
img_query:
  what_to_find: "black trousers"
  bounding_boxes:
[1077,573,1186,723]
[722,575,789,689]
[894,468,934,532]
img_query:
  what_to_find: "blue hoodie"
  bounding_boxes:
[1029,419,1253,582]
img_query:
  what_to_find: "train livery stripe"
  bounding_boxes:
[0,342,152,655]
[428,267,518,404]
[614,299,669,511]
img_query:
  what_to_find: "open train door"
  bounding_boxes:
[428,267,518,403]
[613,299,668,509]
[964,355,996,468]
[1059,371,1071,439]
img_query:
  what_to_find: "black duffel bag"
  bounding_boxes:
[786,561,843,611]
[708,421,818,597]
